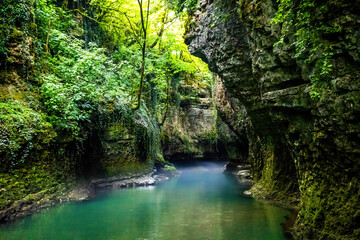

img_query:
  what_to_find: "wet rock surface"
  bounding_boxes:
[0,168,178,224]
[186,0,360,239]
[162,80,242,161]
[224,163,253,187]
[90,169,177,190]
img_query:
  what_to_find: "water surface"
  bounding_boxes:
[0,161,289,240]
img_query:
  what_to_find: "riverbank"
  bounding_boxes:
[225,162,300,240]
[1,161,289,240]
[0,167,178,224]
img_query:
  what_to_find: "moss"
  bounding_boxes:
[248,136,300,206]
[179,133,197,154]
[154,152,166,164]
[0,101,57,171]
[288,118,360,240]
[237,0,258,19]
[0,86,26,101]
[9,28,23,39]
[201,126,219,145]
[272,0,355,98]
[163,163,177,172]
[180,95,201,106]
[0,0,166,219]
[103,160,153,177]
[295,175,360,239]
[0,161,73,210]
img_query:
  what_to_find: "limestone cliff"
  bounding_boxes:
[0,0,161,222]
[185,0,360,239]
[162,78,242,161]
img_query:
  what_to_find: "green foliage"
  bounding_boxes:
[0,162,69,210]
[34,0,77,42]
[0,0,211,211]
[1,0,210,180]
[89,0,211,108]
[33,0,211,163]
[0,102,56,171]
[133,105,162,162]
[40,30,130,138]
[298,176,360,239]
[163,163,177,172]
[165,0,199,14]
[202,126,219,145]
[272,0,343,98]
[0,0,35,65]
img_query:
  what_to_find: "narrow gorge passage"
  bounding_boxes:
[1,0,359,239]
[0,162,289,240]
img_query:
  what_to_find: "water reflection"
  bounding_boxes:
[0,161,289,240]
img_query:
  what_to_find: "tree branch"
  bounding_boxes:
[132,0,150,110]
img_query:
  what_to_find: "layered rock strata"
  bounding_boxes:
[185,0,360,239]
[162,80,242,161]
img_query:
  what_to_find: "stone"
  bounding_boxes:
[185,0,360,239]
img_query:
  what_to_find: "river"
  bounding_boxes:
[0,161,289,240]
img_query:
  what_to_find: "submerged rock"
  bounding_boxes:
[68,187,95,201]
[236,170,252,180]
[226,164,254,187]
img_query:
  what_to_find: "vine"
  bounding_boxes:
[272,0,343,99]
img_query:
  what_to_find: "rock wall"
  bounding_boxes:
[0,0,159,222]
[185,0,360,239]
[213,76,249,162]
[162,79,242,161]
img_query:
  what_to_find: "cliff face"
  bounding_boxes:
[185,0,360,239]
[162,79,243,161]
[213,76,249,162]
[0,0,160,222]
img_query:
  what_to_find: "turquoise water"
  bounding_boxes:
[0,162,289,240]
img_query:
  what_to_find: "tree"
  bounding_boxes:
[77,0,211,122]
